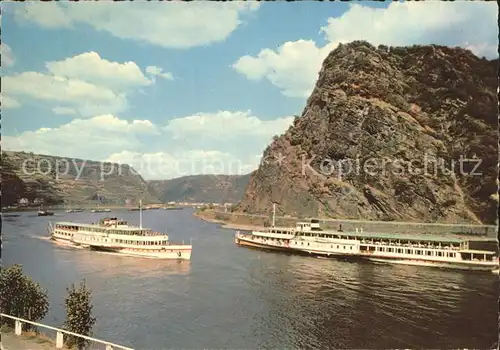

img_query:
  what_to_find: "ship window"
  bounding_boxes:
[397,248,402,254]
[449,253,455,258]
[426,251,432,256]
[307,243,310,246]
[343,246,346,250]
[437,251,442,257]
[406,249,412,254]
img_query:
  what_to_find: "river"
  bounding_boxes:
[2,209,498,349]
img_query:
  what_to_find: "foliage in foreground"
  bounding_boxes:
[0,264,49,331]
[63,280,96,350]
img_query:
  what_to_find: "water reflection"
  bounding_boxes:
[71,250,191,278]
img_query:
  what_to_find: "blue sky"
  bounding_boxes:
[2,1,497,179]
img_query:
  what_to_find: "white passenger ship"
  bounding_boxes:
[234,212,498,272]
[48,202,191,260]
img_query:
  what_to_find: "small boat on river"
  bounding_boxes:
[38,206,54,216]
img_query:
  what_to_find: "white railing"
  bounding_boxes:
[0,313,134,350]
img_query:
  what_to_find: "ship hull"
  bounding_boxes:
[51,235,192,260]
[235,235,497,271]
[51,236,72,244]
[88,244,191,260]
[235,236,290,252]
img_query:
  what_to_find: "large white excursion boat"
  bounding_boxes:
[234,208,498,272]
[48,202,192,260]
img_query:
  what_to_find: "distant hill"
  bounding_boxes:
[148,173,252,203]
[1,150,160,206]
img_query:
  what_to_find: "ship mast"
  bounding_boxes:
[272,203,276,227]
[139,199,143,229]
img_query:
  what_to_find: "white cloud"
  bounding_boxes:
[233,1,497,98]
[46,51,152,90]
[106,149,258,180]
[1,43,15,67]
[1,95,21,109]
[52,106,77,116]
[13,2,260,49]
[164,110,294,140]
[232,40,336,98]
[3,52,158,116]
[146,66,174,81]
[2,114,159,161]
[3,72,128,116]
[319,2,496,57]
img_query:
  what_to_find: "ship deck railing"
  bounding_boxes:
[0,313,133,350]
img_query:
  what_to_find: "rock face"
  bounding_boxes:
[1,151,159,206]
[148,173,252,203]
[237,41,498,225]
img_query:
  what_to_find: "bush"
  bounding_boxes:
[0,265,49,331]
[386,93,410,112]
[63,280,96,350]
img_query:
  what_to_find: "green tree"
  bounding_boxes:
[0,264,49,331]
[63,280,96,350]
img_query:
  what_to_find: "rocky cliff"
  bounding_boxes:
[1,151,160,206]
[148,173,252,203]
[237,41,498,225]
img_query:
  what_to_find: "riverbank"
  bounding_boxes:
[2,205,129,213]
[194,209,498,238]
[3,205,185,213]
